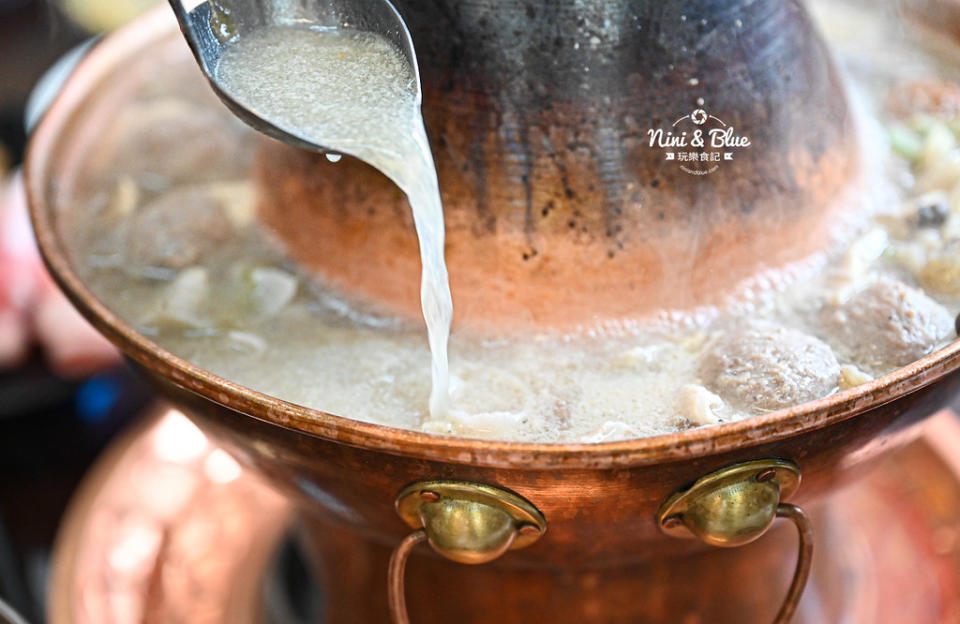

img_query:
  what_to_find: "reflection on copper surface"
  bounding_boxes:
[50,406,291,624]
[49,408,960,624]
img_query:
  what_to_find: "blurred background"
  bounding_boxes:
[0,2,160,622]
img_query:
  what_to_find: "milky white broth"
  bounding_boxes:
[62,3,960,442]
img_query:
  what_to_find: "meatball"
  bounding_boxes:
[125,187,234,270]
[819,279,952,373]
[699,321,840,412]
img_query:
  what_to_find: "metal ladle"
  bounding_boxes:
[166,0,420,153]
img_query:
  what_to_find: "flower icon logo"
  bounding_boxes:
[647,107,750,175]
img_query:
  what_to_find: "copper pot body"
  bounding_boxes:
[23,6,960,623]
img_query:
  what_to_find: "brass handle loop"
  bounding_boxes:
[772,504,813,623]
[657,459,811,624]
[387,529,427,624]
[388,480,546,624]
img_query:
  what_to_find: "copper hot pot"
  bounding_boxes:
[24,1,960,622]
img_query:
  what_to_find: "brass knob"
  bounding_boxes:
[389,481,546,624]
[417,497,517,564]
[657,459,800,545]
[678,468,783,547]
[394,480,545,564]
[657,459,812,624]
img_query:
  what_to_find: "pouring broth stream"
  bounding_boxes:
[215,25,453,418]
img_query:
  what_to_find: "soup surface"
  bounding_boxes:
[62,3,960,442]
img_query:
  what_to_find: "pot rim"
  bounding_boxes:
[24,6,960,469]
